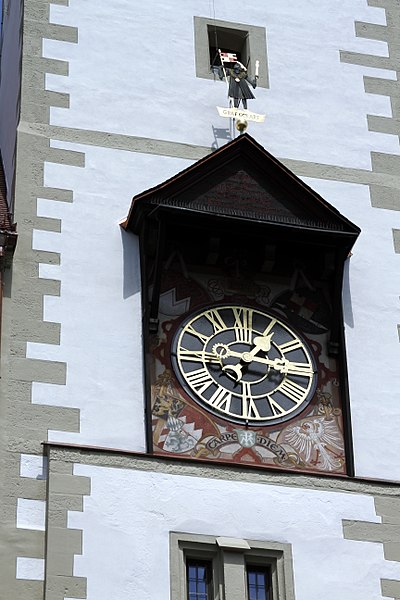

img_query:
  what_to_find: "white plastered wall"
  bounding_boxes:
[29,143,192,451]
[44,0,399,167]
[67,464,400,600]
[304,179,400,479]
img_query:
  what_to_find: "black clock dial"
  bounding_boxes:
[171,305,317,426]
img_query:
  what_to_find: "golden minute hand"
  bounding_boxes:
[225,348,275,365]
[223,350,314,376]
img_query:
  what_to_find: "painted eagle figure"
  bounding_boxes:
[283,417,344,471]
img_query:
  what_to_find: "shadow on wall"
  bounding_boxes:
[211,125,232,150]
[342,259,354,329]
[120,227,141,299]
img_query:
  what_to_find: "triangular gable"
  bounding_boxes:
[123,134,360,239]
[190,168,295,219]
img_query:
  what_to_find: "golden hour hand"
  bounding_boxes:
[241,333,274,363]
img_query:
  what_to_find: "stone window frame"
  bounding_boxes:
[170,532,295,600]
[193,16,269,89]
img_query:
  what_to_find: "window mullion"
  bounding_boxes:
[221,550,247,600]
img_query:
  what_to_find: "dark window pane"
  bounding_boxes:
[248,572,256,585]
[187,560,212,600]
[207,25,248,68]
[247,566,271,600]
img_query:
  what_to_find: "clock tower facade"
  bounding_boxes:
[1,1,400,600]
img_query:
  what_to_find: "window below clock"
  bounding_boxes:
[186,559,272,600]
[194,16,269,89]
[187,559,213,600]
[170,532,295,600]
[247,565,272,600]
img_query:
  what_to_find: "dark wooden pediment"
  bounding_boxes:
[123,134,360,246]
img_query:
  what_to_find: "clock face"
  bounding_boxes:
[171,305,317,426]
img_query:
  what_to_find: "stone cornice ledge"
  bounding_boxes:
[43,441,400,497]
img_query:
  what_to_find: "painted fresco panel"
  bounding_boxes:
[149,240,347,475]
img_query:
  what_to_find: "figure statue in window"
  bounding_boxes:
[216,61,259,109]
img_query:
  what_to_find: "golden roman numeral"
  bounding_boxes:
[277,378,307,404]
[207,387,232,412]
[262,318,277,337]
[204,309,227,334]
[268,397,286,417]
[186,324,209,344]
[277,339,302,354]
[241,382,260,419]
[284,362,314,377]
[232,307,253,343]
[185,367,214,394]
